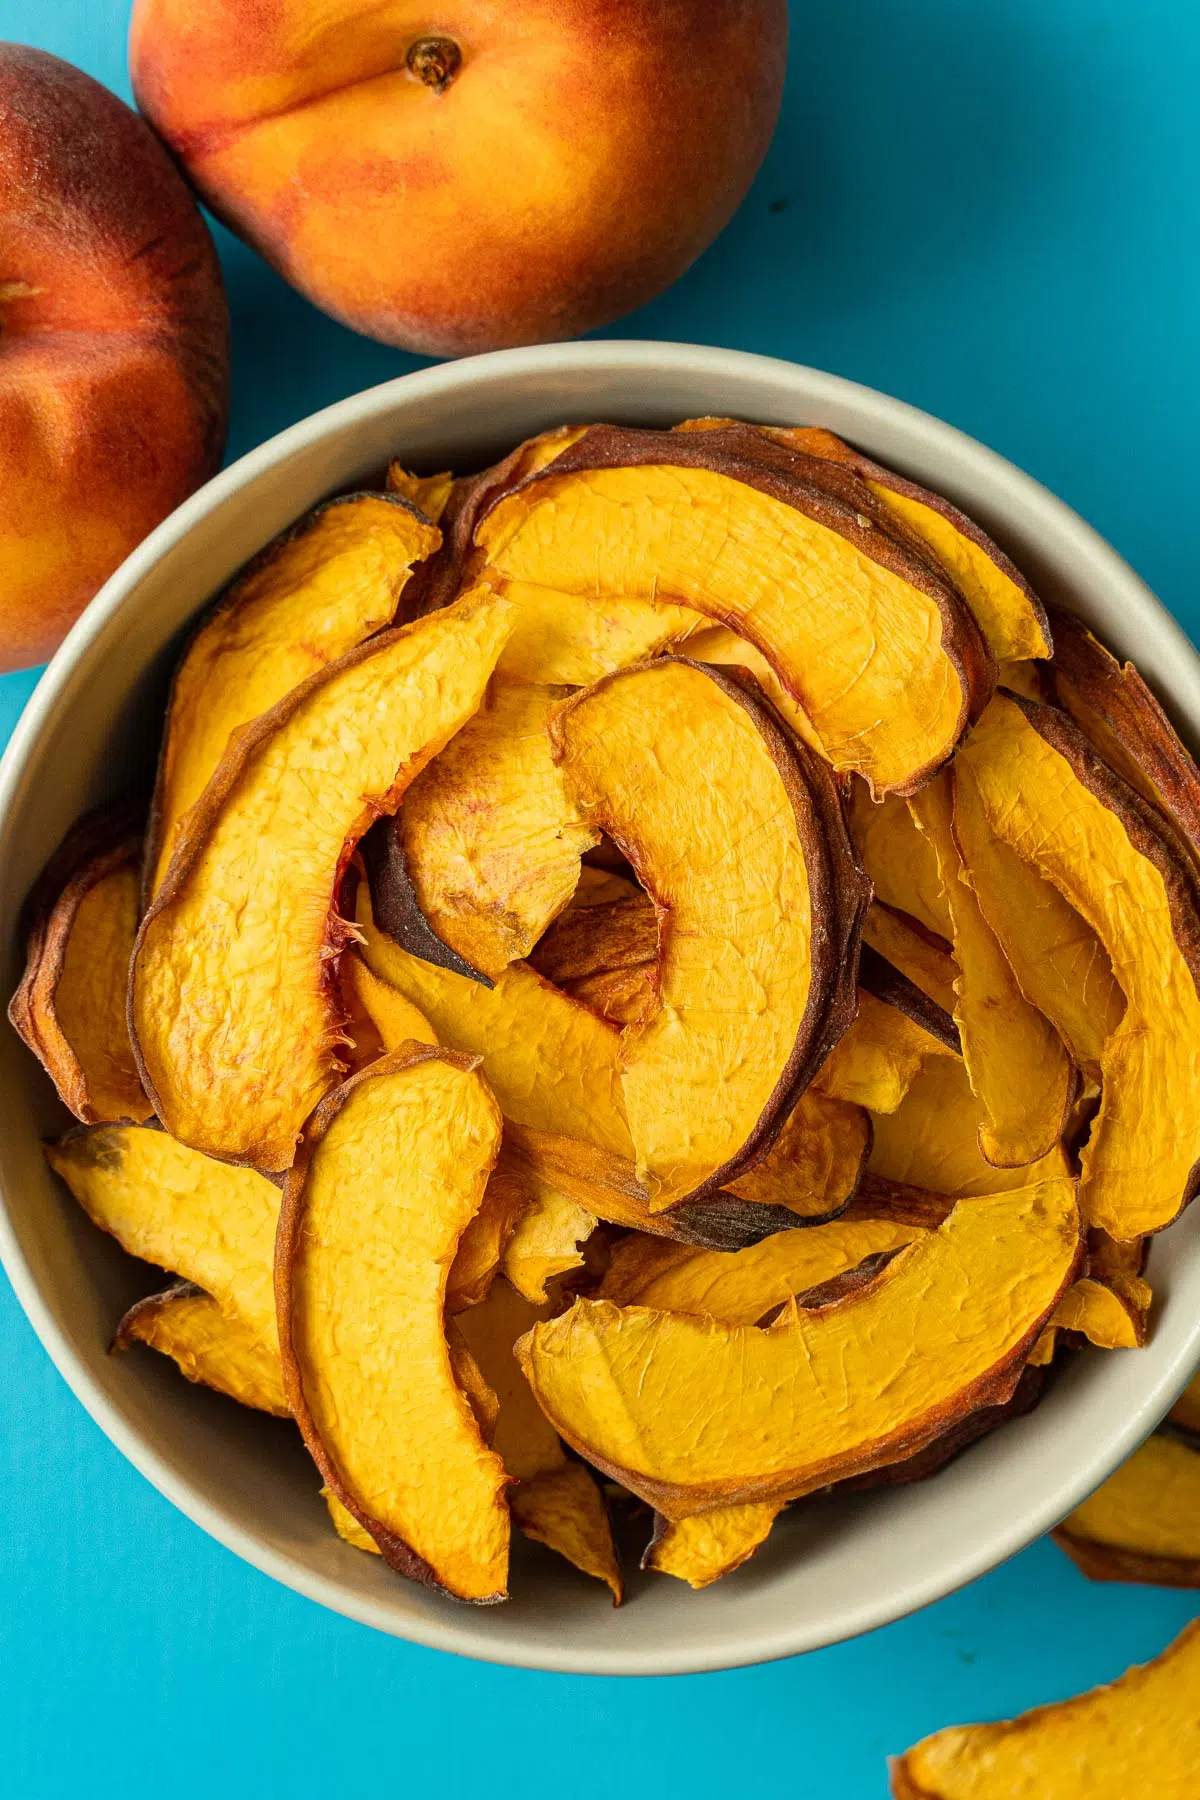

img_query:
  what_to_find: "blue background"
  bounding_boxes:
[2,2,1198,1792]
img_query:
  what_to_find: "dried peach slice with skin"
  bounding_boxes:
[892,1619,1200,1798]
[908,770,1076,1168]
[276,1045,509,1602]
[146,490,440,899]
[399,677,598,980]
[131,586,515,1173]
[954,691,1200,1238]
[518,1177,1082,1518]
[9,803,151,1124]
[478,423,993,795]
[112,1281,288,1416]
[549,657,868,1211]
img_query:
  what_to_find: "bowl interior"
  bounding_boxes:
[2,342,1198,1676]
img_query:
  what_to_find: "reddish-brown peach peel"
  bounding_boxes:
[0,45,228,669]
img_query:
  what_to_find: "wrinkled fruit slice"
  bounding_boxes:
[518,1178,1081,1515]
[950,775,1125,1081]
[147,492,439,897]
[600,1216,926,1324]
[869,1056,1069,1198]
[9,806,151,1124]
[478,424,992,794]
[455,1278,621,1602]
[909,771,1075,1167]
[402,423,704,683]
[551,657,867,1209]
[1049,608,1200,876]
[399,678,597,978]
[849,782,951,938]
[276,1046,508,1601]
[767,425,1051,663]
[1052,1433,1200,1587]
[132,587,514,1172]
[954,692,1200,1237]
[113,1282,288,1416]
[891,1619,1200,1798]
[386,462,455,524]
[499,1166,596,1306]
[46,1123,280,1345]
[643,1503,782,1588]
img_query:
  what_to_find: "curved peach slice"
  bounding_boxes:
[147,492,440,897]
[9,804,150,1124]
[954,692,1200,1236]
[765,425,1051,663]
[1048,608,1200,875]
[909,771,1076,1168]
[112,1281,288,1416]
[849,782,952,938]
[518,1177,1081,1515]
[399,678,598,978]
[404,424,704,684]
[478,425,993,794]
[892,1618,1200,1797]
[869,1056,1070,1199]
[600,1215,926,1324]
[131,586,514,1172]
[551,657,868,1209]
[277,1046,508,1601]
[46,1122,280,1344]
[950,777,1125,1081]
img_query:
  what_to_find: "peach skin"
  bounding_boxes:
[130,0,787,357]
[0,45,229,671]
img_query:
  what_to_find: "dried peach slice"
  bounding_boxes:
[892,1620,1200,1796]
[954,692,1200,1236]
[147,492,440,897]
[399,678,598,978]
[551,658,867,1209]
[9,805,150,1124]
[112,1282,288,1416]
[131,586,514,1172]
[909,771,1075,1167]
[276,1046,508,1601]
[518,1177,1081,1515]
[478,424,992,794]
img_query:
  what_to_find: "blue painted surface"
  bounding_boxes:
[1,4,1197,1792]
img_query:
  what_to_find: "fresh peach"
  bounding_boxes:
[129,0,787,357]
[0,45,229,671]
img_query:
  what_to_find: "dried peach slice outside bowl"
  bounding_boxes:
[0,342,1198,1676]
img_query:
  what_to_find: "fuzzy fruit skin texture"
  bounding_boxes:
[129,0,788,356]
[0,46,229,671]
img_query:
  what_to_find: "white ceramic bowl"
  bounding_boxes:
[2,342,1198,1676]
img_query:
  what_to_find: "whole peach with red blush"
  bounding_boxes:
[130,0,787,357]
[0,45,229,671]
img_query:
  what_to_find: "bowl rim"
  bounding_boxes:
[3,338,1199,1676]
